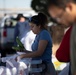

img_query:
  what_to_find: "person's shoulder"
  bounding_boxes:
[39,30,49,37]
[41,30,49,34]
[24,21,29,23]
[16,21,21,25]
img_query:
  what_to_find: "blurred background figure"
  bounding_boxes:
[14,13,30,46]
[14,13,36,51]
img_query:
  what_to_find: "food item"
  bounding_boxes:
[12,37,25,52]
[12,46,20,51]
[16,37,24,49]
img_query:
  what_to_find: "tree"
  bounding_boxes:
[31,0,49,15]
[31,0,60,23]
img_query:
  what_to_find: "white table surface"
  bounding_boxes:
[0,52,31,75]
[0,52,42,75]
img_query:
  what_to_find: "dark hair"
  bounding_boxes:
[29,12,48,29]
[48,0,76,9]
[15,13,27,21]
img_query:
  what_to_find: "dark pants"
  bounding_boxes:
[29,61,56,75]
[0,49,6,57]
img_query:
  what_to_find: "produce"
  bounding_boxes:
[12,37,25,52]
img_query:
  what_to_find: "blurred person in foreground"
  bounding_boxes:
[14,13,30,46]
[16,12,56,75]
[48,0,76,75]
